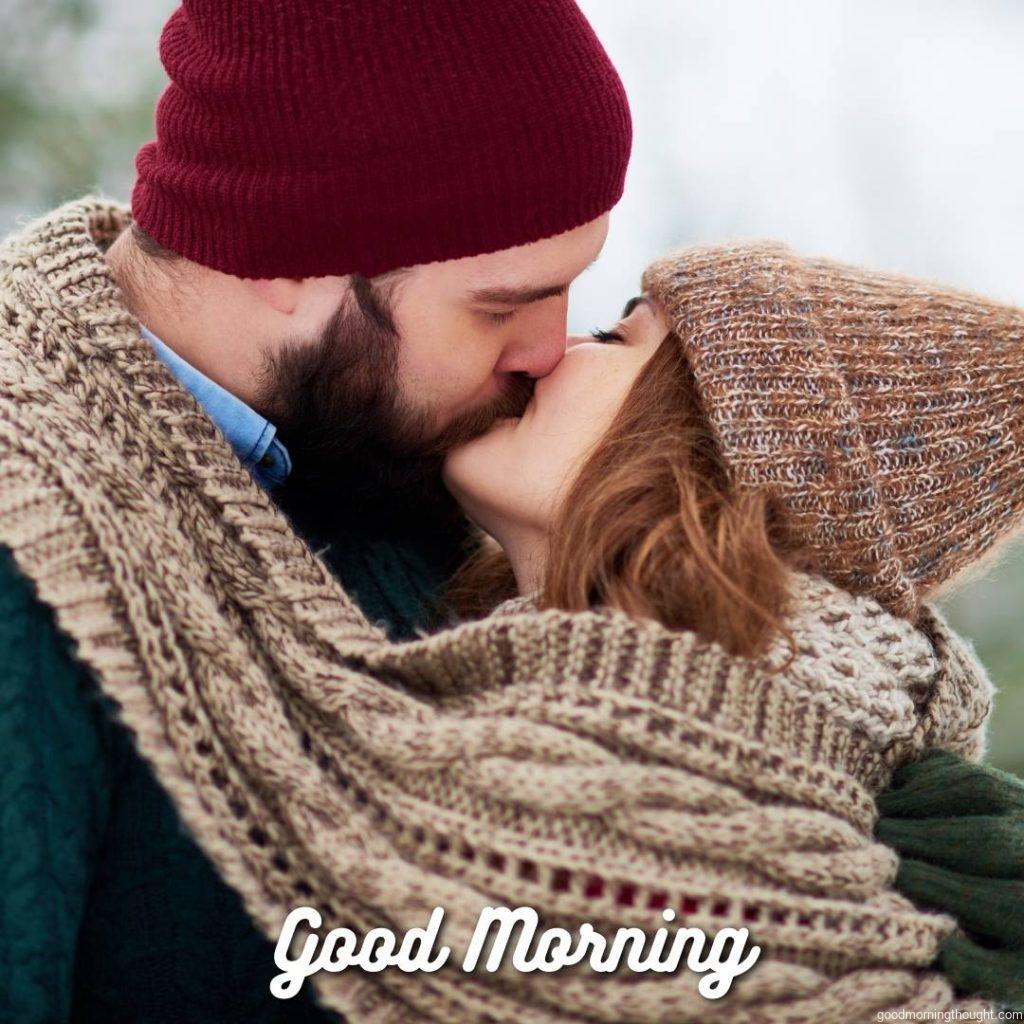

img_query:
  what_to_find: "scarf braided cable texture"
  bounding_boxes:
[0,200,996,1023]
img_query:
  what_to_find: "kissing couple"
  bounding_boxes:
[0,2,1021,1023]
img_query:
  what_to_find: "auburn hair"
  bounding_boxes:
[451,332,801,659]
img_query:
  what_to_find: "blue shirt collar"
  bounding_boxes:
[140,325,292,490]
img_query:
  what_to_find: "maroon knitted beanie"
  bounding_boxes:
[131,0,631,280]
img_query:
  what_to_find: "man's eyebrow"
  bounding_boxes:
[469,281,571,307]
[470,257,600,307]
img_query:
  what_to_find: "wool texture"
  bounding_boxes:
[132,0,632,279]
[0,200,1000,1022]
[644,243,1024,622]
[874,751,1024,1009]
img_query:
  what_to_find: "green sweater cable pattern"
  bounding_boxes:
[0,516,461,1024]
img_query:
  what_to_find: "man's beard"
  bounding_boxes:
[252,296,533,536]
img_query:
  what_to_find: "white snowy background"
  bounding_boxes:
[2,0,1022,769]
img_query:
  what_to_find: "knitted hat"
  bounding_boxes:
[643,243,1024,620]
[131,0,631,280]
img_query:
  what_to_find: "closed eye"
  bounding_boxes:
[484,310,517,325]
[590,327,626,344]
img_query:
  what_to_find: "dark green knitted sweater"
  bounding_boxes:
[0,507,465,1024]
[3,472,1021,1020]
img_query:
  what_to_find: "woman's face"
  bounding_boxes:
[443,295,672,555]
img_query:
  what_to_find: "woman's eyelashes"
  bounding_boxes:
[621,295,644,318]
[591,297,643,343]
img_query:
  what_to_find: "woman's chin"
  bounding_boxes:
[446,414,518,461]
[487,415,521,434]
[442,418,517,515]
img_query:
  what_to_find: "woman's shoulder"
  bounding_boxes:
[478,572,994,764]
[488,592,541,618]
[729,572,993,762]
[771,574,938,743]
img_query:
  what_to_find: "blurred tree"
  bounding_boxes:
[941,545,1024,775]
[0,0,163,213]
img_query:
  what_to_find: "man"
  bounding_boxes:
[0,1,630,1020]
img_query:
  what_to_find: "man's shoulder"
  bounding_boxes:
[0,196,129,256]
[0,544,121,752]
[0,545,122,1023]
[0,545,72,656]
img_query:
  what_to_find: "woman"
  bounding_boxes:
[445,242,1024,646]
[443,287,797,653]
[0,228,1020,1023]
[439,242,1024,1015]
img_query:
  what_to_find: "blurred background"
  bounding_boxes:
[1,0,1021,772]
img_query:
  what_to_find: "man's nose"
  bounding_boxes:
[494,322,568,379]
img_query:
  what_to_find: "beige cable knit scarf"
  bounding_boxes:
[0,200,997,1023]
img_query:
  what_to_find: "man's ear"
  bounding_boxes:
[247,277,304,315]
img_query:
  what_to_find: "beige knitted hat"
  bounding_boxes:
[643,243,1024,620]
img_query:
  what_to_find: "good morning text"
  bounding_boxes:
[271,905,760,1001]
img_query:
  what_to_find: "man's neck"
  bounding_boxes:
[105,229,177,346]
[104,230,260,405]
